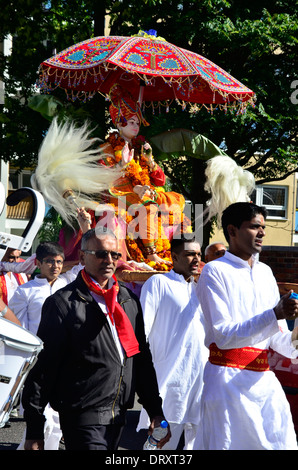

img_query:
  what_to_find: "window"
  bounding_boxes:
[9,170,32,190]
[251,185,288,219]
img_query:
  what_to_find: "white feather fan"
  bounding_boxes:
[31,118,121,226]
[204,155,255,227]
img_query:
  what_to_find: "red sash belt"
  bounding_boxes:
[209,343,269,372]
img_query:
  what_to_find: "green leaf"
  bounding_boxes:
[28,94,63,121]
[150,129,227,161]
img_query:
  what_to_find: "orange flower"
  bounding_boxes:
[105,156,116,166]
[114,150,122,162]
[125,159,151,187]
[126,236,145,262]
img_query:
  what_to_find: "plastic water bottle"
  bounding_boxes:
[143,420,169,450]
[290,292,298,299]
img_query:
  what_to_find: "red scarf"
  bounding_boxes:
[81,269,140,358]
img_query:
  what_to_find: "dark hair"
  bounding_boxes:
[81,227,117,250]
[221,202,267,243]
[36,242,65,262]
[170,233,198,254]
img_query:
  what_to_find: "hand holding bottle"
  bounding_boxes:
[143,418,171,450]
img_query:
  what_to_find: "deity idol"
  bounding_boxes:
[100,84,190,267]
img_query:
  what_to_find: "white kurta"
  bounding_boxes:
[9,265,83,335]
[195,251,298,450]
[137,269,208,431]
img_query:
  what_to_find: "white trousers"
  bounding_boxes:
[17,404,62,450]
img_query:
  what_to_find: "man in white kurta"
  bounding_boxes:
[0,249,29,304]
[9,207,90,335]
[137,236,208,449]
[9,258,82,335]
[195,202,298,450]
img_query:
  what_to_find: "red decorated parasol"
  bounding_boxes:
[39,30,255,114]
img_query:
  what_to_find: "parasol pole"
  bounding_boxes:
[138,81,145,107]
[98,67,123,95]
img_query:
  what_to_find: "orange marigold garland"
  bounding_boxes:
[104,130,193,272]
[124,158,151,187]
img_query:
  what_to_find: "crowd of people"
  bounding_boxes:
[1,201,298,451]
[0,79,297,452]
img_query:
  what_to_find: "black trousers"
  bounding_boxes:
[60,417,124,450]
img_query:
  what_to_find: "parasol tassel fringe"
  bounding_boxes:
[31,118,121,226]
[204,155,255,227]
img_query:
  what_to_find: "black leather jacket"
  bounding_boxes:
[22,271,163,439]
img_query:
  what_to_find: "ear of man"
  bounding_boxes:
[227,224,237,239]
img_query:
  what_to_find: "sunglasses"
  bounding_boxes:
[83,250,122,261]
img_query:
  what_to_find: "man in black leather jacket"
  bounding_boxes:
[22,227,169,450]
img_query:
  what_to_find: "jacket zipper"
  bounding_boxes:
[111,297,132,421]
[79,293,131,421]
[112,357,126,422]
